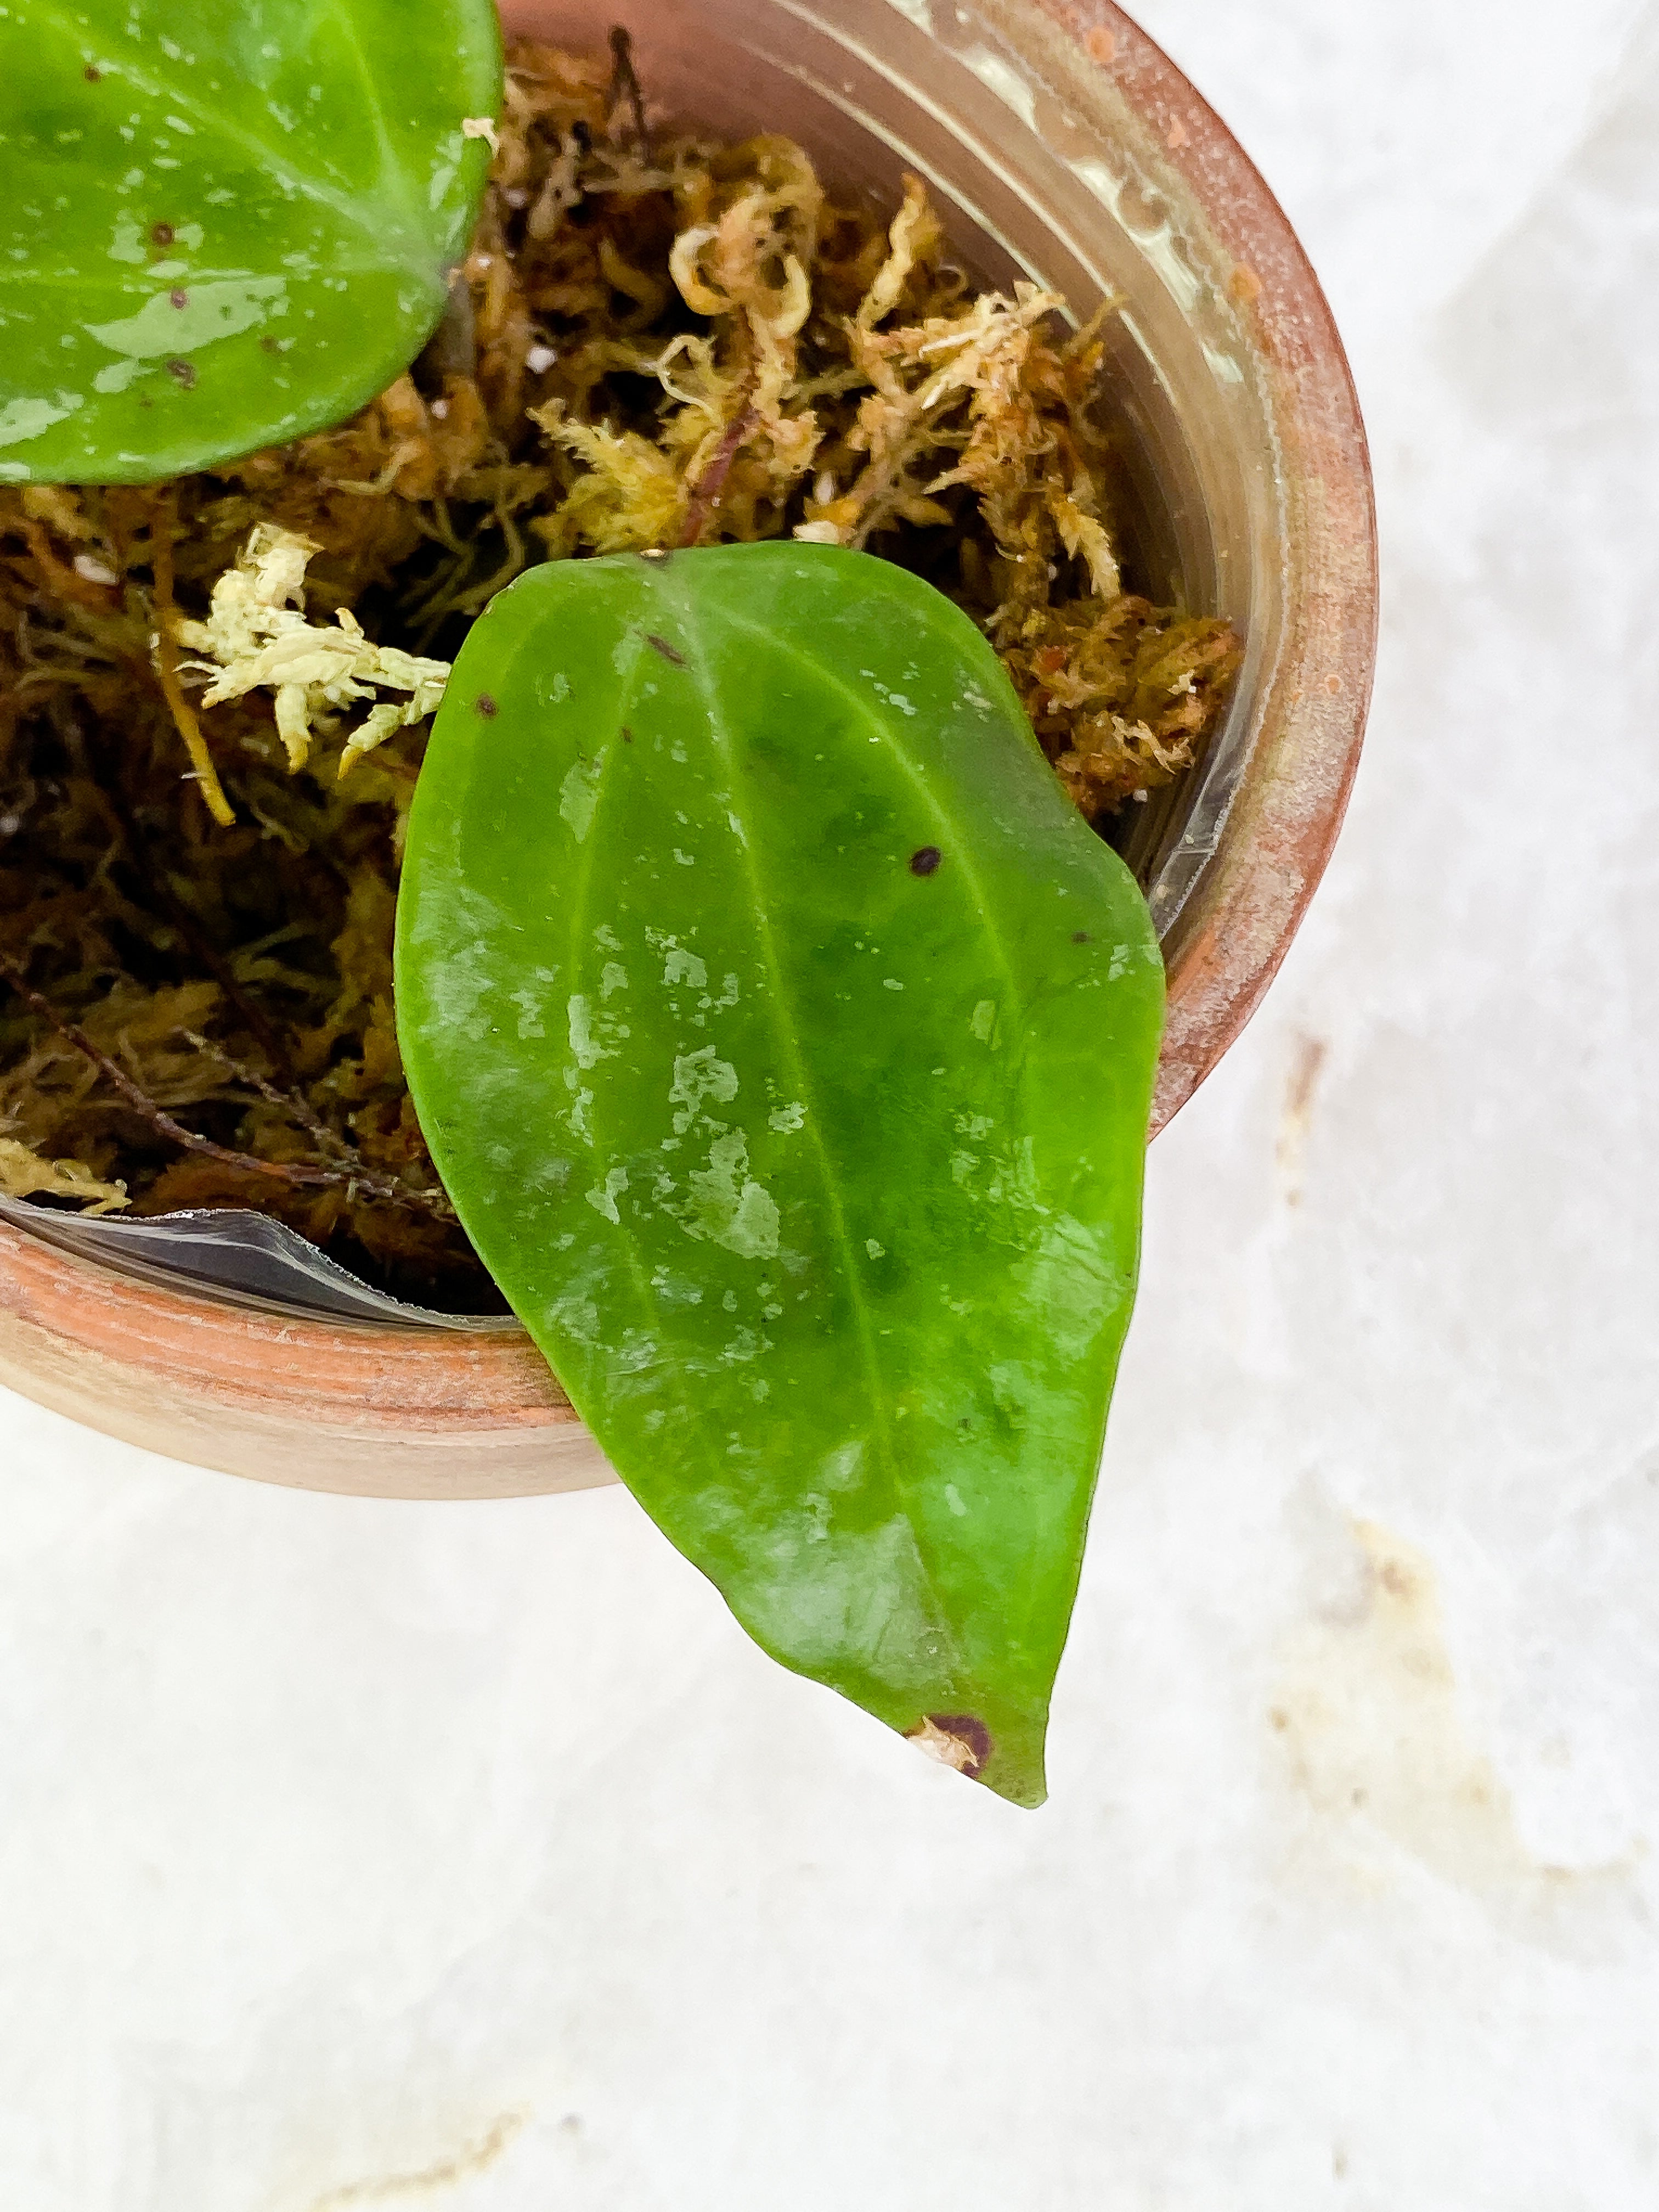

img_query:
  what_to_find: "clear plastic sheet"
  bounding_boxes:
[0,1194,502,1329]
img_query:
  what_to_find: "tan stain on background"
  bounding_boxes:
[1271,1519,1633,1908]
[1276,1035,1328,1206]
[302,2111,527,2210]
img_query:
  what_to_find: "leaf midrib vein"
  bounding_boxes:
[331,2,426,238]
[712,605,1025,1021]
[0,261,438,299]
[559,627,729,1479]
[25,0,432,261]
[672,582,899,1487]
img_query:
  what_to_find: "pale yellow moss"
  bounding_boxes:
[173,524,450,777]
[855,173,944,330]
[528,402,688,554]
[0,1136,127,1214]
[1047,486,1122,602]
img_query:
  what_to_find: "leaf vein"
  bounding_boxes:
[671,584,900,1487]
[557,628,730,1477]
[710,605,1025,1022]
[22,2,431,261]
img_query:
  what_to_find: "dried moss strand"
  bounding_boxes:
[605,26,648,149]
[97,765,294,1077]
[149,498,236,829]
[177,1028,354,1159]
[180,1026,453,1222]
[0,960,444,1218]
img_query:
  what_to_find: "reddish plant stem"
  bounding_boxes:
[679,405,760,549]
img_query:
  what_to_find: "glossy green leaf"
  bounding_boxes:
[396,545,1164,1805]
[0,0,501,483]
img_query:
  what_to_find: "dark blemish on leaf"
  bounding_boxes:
[933,1714,993,1774]
[473,693,498,718]
[620,725,634,743]
[1071,930,1091,944]
[150,221,174,246]
[165,358,195,390]
[906,1713,994,1779]
[169,287,188,309]
[646,632,685,666]
[259,335,281,354]
[909,845,942,876]
[83,63,102,81]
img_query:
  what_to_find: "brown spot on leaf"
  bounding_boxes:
[473,692,498,718]
[906,1713,993,1778]
[620,724,633,743]
[150,221,174,247]
[1071,929,1091,944]
[1229,263,1264,307]
[909,845,941,876]
[646,631,685,665]
[165,358,196,390]
[259,335,281,354]
[83,63,102,82]
[169,287,188,309]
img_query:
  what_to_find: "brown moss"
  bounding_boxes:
[0,38,1239,1302]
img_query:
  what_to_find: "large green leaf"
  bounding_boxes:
[0,0,501,483]
[396,545,1164,1805]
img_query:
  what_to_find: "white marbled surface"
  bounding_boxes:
[5,0,1659,2202]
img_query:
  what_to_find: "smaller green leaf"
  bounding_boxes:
[0,0,503,483]
[396,545,1164,1805]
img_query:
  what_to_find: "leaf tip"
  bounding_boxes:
[905,1712,1048,1806]
[905,1712,993,1779]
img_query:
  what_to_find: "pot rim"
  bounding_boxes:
[0,0,1376,1493]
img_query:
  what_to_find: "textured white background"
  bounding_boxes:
[6,1,1659,2203]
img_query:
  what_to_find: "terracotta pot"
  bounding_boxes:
[0,0,1376,1498]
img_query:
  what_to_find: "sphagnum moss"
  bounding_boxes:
[0,37,1238,1306]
